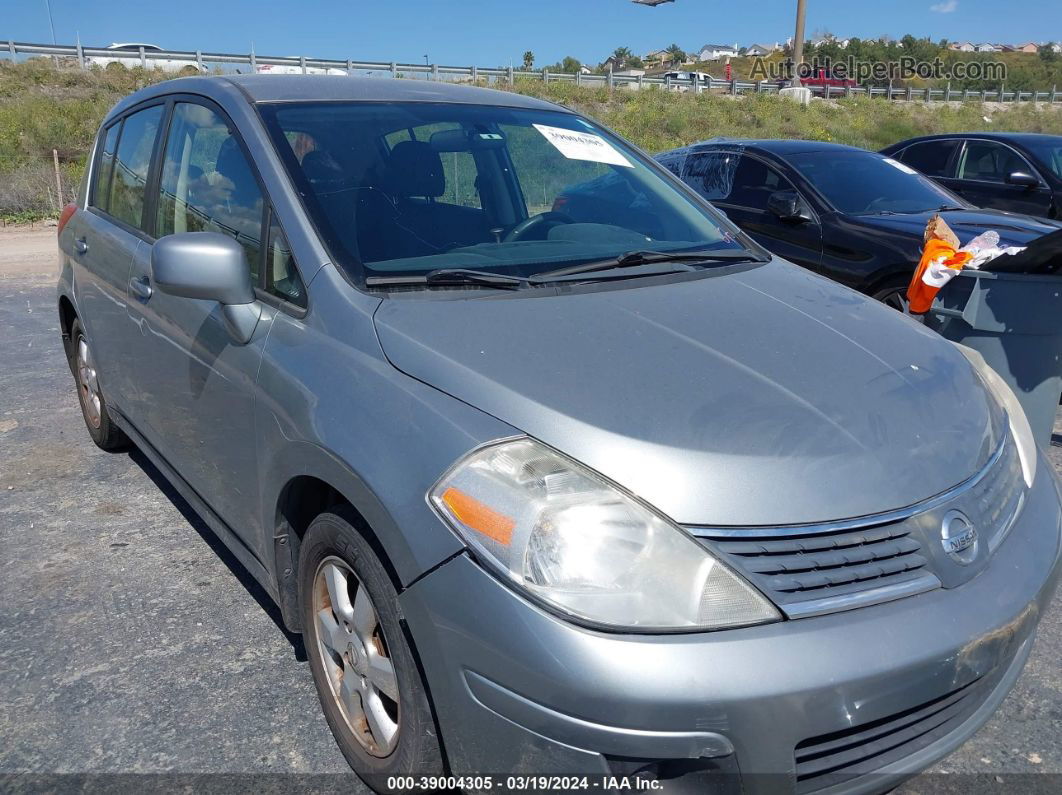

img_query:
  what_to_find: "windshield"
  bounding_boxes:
[1023,138,1062,180]
[787,151,965,215]
[258,102,750,283]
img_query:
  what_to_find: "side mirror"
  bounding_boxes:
[1005,171,1039,189]
[767,190,811,222]
[151,232,261,344]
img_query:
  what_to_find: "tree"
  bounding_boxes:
[522,50,534,70]
[665,44,687,65]
[545,56,583,74]
[612,46,633,67]
[1040,43,1058,63]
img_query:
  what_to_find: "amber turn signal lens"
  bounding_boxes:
[441,487,515,546]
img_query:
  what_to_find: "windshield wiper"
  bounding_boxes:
[366,268,527,289]
[529,249,765,283]
[935,204,967,212]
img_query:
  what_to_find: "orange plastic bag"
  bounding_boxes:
[906,239,972,314]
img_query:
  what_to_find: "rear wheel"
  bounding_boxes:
[299,509,443,791]
[871,275,911,313]
[69,318,128,451]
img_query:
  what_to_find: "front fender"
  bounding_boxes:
[255,267,518,596]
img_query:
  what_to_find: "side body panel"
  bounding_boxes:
[255,264,515,590]
[60,208,142,412]
[124,245,277,557]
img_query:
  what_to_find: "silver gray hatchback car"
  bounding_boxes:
[58,75,1061,794]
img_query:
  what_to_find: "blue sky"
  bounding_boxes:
[6,0,1059,66]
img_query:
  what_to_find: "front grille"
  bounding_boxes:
[702,521,937,618]
[694,431,1025,618]
[794,677,989,793]
[966,428,1025,552]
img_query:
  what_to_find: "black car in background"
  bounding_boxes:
[881,133,1062,220]
[655,139,1062,308]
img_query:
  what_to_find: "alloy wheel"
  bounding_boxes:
[876,286,910,313]
[311,557,400,757]
[76,336,102,429]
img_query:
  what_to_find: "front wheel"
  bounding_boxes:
[299,509,443,791]
[871,275,912,313]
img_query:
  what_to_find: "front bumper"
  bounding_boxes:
[400,453,1062,794]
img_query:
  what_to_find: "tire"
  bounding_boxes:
[299,508,444,791]
[69,318,129,451]
[870,275,912,313]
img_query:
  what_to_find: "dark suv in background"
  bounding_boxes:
[882,133,1062,220]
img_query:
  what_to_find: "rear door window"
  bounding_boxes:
[91,123,121,211]
[155,102,264,268]
[896,140,959,177]
[684,152,740,200]
[107,104,164,230]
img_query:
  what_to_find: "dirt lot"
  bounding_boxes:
[0,226,1059,791]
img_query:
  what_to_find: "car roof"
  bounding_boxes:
[222,74,563,110]
[104,74,569,126]
[888,132,1062,147]
[675,138,870,156]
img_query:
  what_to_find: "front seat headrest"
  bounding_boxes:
[386,141,445,198]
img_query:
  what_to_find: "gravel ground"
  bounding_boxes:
[0,227,1059,793]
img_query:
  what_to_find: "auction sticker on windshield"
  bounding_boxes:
[533,124,633,167]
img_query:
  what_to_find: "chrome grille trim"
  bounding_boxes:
[782,574,941,618]
[687,431,1009,539]
[988,491,1025,554]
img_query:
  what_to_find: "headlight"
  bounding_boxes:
[429,438,780,631]
[955,345,1037,488]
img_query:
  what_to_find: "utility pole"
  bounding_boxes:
[791,0,806,86]
[44,0,57,44]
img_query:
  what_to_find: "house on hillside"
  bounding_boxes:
[696,43,739,61]
[1015,42,1039,53]
[643,48,671,66]
[811,36,850,49]
[949,42,975,52]
[745,43,775,57]
[975,43,999,52]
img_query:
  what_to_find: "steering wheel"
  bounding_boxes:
[504,211,574,242]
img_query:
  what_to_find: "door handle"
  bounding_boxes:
[129,277,153,300]
[74,237,89,255]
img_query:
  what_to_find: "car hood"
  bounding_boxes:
[374,260,1004,526]
[852,209,1062,247]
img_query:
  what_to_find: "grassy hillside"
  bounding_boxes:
[510,79,1062,153]
[2,59,1062,221]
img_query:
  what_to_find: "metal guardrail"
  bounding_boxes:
[4,40,1061,104]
